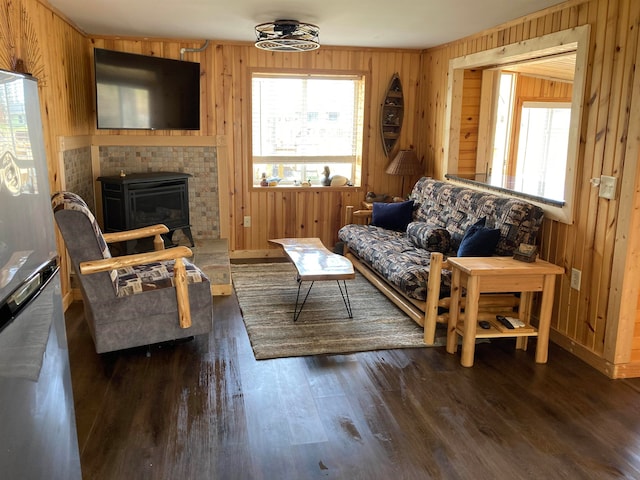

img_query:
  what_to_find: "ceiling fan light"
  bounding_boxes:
[255,20,320,52]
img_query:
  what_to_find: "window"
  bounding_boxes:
[251,72,365,186]
[444,25,591,224]
[490,73,516,187]
[514,102,571,202]
[489,72,572,203]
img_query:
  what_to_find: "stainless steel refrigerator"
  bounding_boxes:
[0,69,81,478]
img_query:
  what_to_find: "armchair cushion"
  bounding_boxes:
[116,259,208,296]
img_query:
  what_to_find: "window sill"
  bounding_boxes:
[444,174,573,224]
[251,185,361,192]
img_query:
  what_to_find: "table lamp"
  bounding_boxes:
[385,149,422,197]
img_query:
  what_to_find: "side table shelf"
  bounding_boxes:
[446,256,564,367]
[456,319,537,339]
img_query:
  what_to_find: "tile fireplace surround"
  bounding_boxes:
[63,144,220,241]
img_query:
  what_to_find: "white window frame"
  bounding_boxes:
[249,70,366,188]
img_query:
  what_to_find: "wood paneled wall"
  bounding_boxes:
[209,44,424,253]
[418,0,640,375]
[515,74,574,99]
[88,39,424,253]
[458,69,482,178]
[1,0,92,300]
[633,293,640,362]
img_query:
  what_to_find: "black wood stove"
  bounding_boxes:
[97,172,194,252]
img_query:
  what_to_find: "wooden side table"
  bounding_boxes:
[446,256,564,367]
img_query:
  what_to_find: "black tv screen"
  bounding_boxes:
[94,48,200,130]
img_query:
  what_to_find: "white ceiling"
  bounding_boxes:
[48,0,569,50]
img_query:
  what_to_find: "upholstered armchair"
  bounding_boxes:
[51,192,213,353]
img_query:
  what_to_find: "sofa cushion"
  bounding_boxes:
[409,177,544,255]
[338,224,407,265]
[457,218,501,256]
[338,224,448,301]
[371,200,414,231]
[406,222,451,253]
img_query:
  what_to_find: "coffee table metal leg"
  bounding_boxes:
[294,280,353,321]
[337,280,353,319]
[294,280,314,321]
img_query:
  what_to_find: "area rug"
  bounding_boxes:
[232,262,448,360]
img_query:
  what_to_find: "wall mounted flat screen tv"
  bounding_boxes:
[94,48,200,130]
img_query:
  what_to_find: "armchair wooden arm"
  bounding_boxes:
[79,246,194,329]
[78,246,193,274]
[344,205,373,225]
[103,224,169,251]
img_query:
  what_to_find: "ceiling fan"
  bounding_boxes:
[255,20,320,52]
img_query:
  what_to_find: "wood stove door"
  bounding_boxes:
[128,184,194,250]
[130,184,189,230]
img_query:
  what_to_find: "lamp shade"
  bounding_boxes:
[386,149,421,176]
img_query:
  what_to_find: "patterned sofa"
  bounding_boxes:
[338,177,544,344]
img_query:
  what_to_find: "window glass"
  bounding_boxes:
[515,102,571,202]
[490,73,515,187]
[251,73,365,186]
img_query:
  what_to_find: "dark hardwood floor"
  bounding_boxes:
[65,295,640,480]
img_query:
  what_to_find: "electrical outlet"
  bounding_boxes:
[599,175,617,200]
[571,268,582,290]
[243,215,251,228]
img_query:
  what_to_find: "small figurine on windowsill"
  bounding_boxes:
[260,172,268,187]
[321,166,350,187]
[321,166,331,186]
[330,175,349,186]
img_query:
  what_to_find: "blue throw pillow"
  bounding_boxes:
[371,200,414,231]
[457,218,501,257]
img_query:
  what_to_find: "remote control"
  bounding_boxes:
[505,316,526,328]
[496,315,515,329]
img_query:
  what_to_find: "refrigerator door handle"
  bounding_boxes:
[0,259,59,333]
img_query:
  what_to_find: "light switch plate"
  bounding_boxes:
[599,175,617,199]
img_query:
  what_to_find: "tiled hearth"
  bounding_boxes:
[191,238,232,296]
